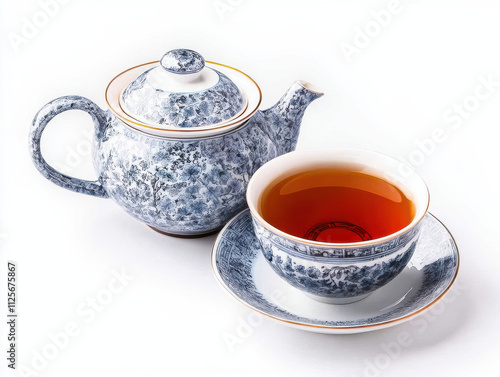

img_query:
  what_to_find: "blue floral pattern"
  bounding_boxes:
[121,70,245,128]
[96,116,275,235]
[213,210,459,329]
[254,215,420,300]
[263,241,416,299]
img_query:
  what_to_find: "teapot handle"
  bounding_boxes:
[29,96,109,198]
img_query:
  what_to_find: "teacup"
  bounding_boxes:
[246,148,429,304]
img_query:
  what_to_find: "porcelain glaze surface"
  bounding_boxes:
[30,81,322,235]
[212,209,459,333]
[121,69,245,128]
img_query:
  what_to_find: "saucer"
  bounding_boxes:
[211,209,459,334]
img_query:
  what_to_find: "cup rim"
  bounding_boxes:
[246,148,430,249]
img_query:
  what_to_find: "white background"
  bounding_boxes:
[1,0,499,376]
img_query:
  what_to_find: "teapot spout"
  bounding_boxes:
[260,81,323,155]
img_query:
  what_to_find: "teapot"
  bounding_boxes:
[29,49,323,237]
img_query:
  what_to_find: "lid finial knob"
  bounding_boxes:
[160,49,205,75]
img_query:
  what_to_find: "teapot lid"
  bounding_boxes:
[119,49,247,129]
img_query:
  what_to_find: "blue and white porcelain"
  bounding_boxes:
[121,49,246,129]
[160,49,205,74]
[212,209,460,334]
[246,149,430,303]
[29,49,323,236]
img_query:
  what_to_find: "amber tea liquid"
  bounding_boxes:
[259,167,415,243]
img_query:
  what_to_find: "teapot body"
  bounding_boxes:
[96,112,279,235]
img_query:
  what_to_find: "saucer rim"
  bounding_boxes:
[211,210,460,332]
